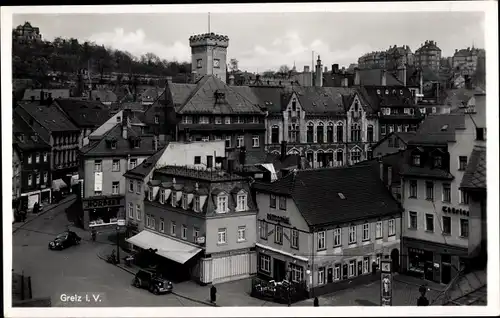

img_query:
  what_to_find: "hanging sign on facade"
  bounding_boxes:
[94,172,103,191]
[380,260,393,306]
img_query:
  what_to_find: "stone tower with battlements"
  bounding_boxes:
[189,33,229,83]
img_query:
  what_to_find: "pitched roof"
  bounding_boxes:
[177,75,264,115]
[12,112,51,150]
[292,86,355,115]
[371,131,416,151]
[357,69,403,86]
[460,146,486,190]
[408,114,465,145]
[124,146,168,179]
[444,88,476,108]
[18,103,79,132]
[22,89,70,101]
[400,164,454,180]
[235,86,285,114]
[358,86,414,110]
[253,165,401,226]
[55,99,111,128]
[90,90,117,103]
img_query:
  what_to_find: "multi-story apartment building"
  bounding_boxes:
[12,21,42,44]
[13,139,22,212]
[78,109,160,229]
[252,165,402,297]
[452,47,485,76]
[358,51,388,70]
[414,40,442,72]
[123,140,226,239]
[15,102,80,191]
[400,93,485,284]
[127,164,257,284]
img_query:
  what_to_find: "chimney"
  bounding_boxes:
[399,64,407,87]
[332,64,339,74]
[324,66,328,73]
[280,141,287,161]
[191,71,197,84]
[381,70,387,86]
[304,66,310,73]
[419,69,423,94]
[387,166,392,188]
[40,90,45,105]
[315,56,323,87]
[455,49,458,54]
[122,109,131,139]
[228,74,235,86]
[341,77,349,87]
[354,68,360,86]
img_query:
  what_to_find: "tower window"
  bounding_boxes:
[197,59,202,69]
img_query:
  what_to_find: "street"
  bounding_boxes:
[12,199,205,307]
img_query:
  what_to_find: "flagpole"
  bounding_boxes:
[208,12,211,33]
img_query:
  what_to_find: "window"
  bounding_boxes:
[350,124,361,142]
[148,186,154,201]
[334,264,341,280]
[388,138,393,147]
[333,228,341,246]
[215,117,222,124]
[35,153,40,163]
[317,231,326,250]
[275,225,283,244]
[336,150,344,164]
[206,155,213,168]
[388,125,394,133]
[307,123,314,143]
[182,225,187,239]
[425,214,434,232]
[442,183,451,202]
[183,116,193,124]
[196,59,202,68]
[363,257,370,274]
[367,125,374,142]
[237,226,246,242]
[159,189,165,204]
[442,216,451,235]
[425,181,434,200]
[336,123,343,142]
[151,217,156,229]
[94,190,102,196]
[225,136,231,148]
[112,160,120,172]
[460,219,469,237]
[128,203,134,218]
[318,267,325,285]
[270,194,277,208]
[259,220,268,240]
[43,171,48,183]
[290,264,304,283]
[170,222,176,236]
[351,148,361,164]
[476,127,485,141]
[35,173,40,184]
[460,189,470,204]
[201,136,209,142]
[348,226,356,244]
[252,136,259,148]
[112,181,119,195]
[459,156,468,170]
[409,211,418,229]
[388,219,396,236]
[94,160,102,172]
[291,229,299,249]
[362,223,370,241]
[409,180,418,198]
[136,205,141,221]
[237,136,244,148]
[217,228,227,244]
[146,215,151,228]
[375,222,383,238]
[412,154,421,166]
[394,137,400,148]
[199,116,209,124]
[279,196,286,210]
[260,254,271,272]
[193,227,199,242]
[132,140,141,148]
[43,152,47,162]
[182,194,188,209]
[160,219,165,232]
[348,260,356,277]
[237,193,247,211]
[217,195,228,213]
[225,116,231,124]
[317,123,324,143]
[271,126,280,144]
[381,125,386,136]
[110,141,117,149]
[434,156,442,168]
[128,180,135,193]
[171,191,177,207]
[129,159,137,170]
[136,182,142,194]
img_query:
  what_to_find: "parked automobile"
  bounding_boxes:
[132,269,173,295]
[48,231,81,250]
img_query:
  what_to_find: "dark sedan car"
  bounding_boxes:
[132,269,173,295]
[48,231,81,250]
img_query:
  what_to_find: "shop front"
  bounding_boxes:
[82,195,124,230]
[402,237,468,285]
[20,188,52,211]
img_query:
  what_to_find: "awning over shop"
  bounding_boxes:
[126,230,202,264]
[52,179,68,191]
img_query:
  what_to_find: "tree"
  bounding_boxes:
[277,65,290,78]
[262,70,275,78]
[229,58,239,73]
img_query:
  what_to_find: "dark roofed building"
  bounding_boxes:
[253,165,402,296]
[408,114,465,146]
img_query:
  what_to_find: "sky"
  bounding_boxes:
[13,11,485,73]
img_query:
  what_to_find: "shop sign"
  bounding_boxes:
[196,236,206,245]
[409,248,425,255]
[267,213,290,225]
[380,260,393,306]
[442,206,469,217]
[84,197,122,209]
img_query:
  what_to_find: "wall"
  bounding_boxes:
[88,111,123,139]
[12,147,22,199]
[160,141,225,167]
[205,213,257,254]
[20,148,51,193]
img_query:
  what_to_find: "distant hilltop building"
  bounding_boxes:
[13,21,42,44]
[189,33,229,83]
[452,46,485,76]
[414,40,442,72]
[358,45,414,70]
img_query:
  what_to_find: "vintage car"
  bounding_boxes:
[132,269,173,295]
[48,231,81,250]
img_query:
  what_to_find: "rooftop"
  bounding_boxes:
[18,103,79,132]
[460,146,486,190]
[155,165,246,182]
[55,99,111,128]
[408,114,466,145]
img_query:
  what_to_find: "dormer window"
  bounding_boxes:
[159,189,165,204]
[199,116,209,124]
[171,191,177,207]
[111,140,117,149]
[133,139,141,148]
[354,101,359,112]
[217,194,229,214]
[194,196,201,212]
[434,156,442,168]
[182,193,188,210]
[236,192,247,212]
[412,154,421,166]
[183,116,193,124]
[117,116,121,122]
[154,115,159,124]
[148,186,153,201]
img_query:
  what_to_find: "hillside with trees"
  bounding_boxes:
[12,35,191,85]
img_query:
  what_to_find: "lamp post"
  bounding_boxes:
[286,264,292,306]
[116,219,126,264]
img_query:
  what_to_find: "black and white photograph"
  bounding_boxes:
[2,2,498,317]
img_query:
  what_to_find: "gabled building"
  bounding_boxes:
[78,109,161,229]
[414,40,442,72]
[126,161,257,284]
[372,131,416,158]
[252,165,402,297]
